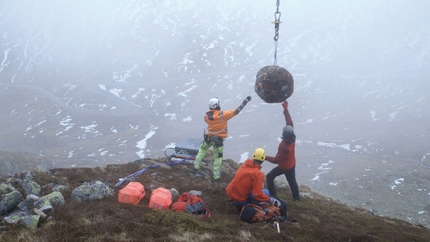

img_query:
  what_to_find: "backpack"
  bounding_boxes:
[171,192,212,218]
[239,202,281,223]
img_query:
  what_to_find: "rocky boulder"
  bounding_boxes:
[71,180,114,202]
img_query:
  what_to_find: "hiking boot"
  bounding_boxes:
[194,159,201,170]
[278,216,286,223]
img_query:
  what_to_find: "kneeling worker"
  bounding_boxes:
[226,148,286,218]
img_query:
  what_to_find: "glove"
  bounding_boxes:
[269,197,281,207]
[243,96,251,104]
[282,101,288,109]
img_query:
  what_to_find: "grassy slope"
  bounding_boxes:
[0,154,429,242]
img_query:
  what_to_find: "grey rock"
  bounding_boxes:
[22,172,33,182]
[39,205,54,215]
[170,188,179,197]
[0,183,16,195]
[33,191,65,209]
[22,180,42,197]
[71,180,113,202]
[19,215,40,229]
[3,210,30,224]
[52,185,69,192]
[33,208,47,219]
[188,190,202,196]
[17,196,38,211]
[0,191,23,215]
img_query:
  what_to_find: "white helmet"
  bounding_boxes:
[208,97,220,109]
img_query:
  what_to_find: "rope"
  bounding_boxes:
[115,155,194,187]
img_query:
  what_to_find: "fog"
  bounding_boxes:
[1,0,429,227]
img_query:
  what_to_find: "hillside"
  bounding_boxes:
[1,153,429,242]
[0,150,54,178]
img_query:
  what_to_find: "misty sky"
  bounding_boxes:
[2,0,429,74]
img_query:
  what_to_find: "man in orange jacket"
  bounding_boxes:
[226,148,285,217]
[265,101,300,201]
[194,96,251,180]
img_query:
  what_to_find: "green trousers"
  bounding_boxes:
[194,140,224,179]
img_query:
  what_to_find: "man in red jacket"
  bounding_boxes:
[265,101,300,201]
[226,148,284,214]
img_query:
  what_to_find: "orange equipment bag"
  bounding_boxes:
[118,182,146,205]
[171,192,211,218]
[148,187,172,210]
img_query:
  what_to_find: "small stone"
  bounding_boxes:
[33,208,47,219]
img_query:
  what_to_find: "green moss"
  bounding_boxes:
[144,209,216,231]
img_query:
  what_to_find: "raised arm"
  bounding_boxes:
[282,101,293,127]
[234,96,251,115]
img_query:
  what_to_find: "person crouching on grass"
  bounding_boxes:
[225,148,286,220]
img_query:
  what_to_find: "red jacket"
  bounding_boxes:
[266,141,296,170]
[225,159,270,202]
[266,105,296,170]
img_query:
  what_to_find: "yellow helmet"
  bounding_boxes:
[252,148,266,162]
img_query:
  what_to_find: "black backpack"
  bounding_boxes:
[239,202,281,223]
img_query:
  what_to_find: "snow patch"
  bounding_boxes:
[239,152,249,163]
[109,88,123,98]
[183,116,192,122]
[390,178,404,190]
[98,84,106,90]
[164,113,177,120]
[81,123,98,133]
[136,125,159,158]
[310,160,334,181]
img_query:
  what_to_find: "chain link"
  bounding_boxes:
[273,0,281,41]
[272,0,281,66]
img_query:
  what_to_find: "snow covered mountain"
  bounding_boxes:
[1,0,429,227]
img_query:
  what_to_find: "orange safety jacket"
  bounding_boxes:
[204,109,236,138]
[225,159,270,203]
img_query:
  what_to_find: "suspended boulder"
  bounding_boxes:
[254,65,294,103]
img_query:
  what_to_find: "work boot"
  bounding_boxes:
[213,170,221,180]
[194,160,201,170]
[278,216,286,223]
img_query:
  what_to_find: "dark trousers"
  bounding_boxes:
[266,166,300,201]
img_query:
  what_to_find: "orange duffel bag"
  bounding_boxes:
[148,187,172,210]
[118,182,146,205]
